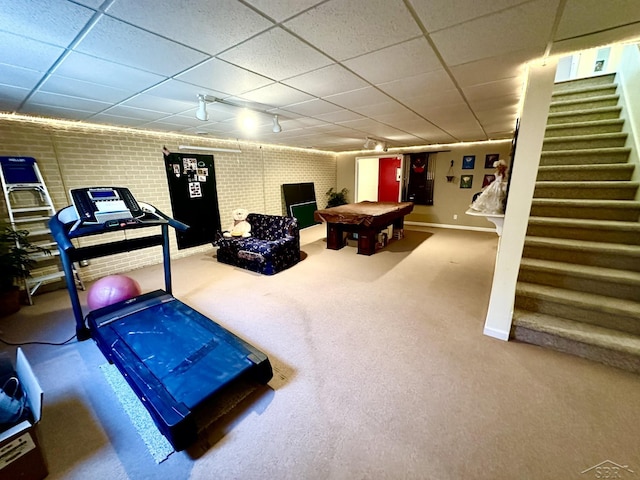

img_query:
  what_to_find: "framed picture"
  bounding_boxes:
[482,174,496,188]
[462,155,475,169]
[484,153,499,168]
[460,175,473,189]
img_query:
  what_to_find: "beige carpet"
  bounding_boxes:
[2,224,640,479]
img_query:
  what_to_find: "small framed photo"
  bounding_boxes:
[462,155,475,169]
[482,174,496,188]
[485,153,499,169]
[460,175,473,189]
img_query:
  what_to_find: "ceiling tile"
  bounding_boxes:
[219,27,333,80]
[283,64,369,97]
[402,90,467,115]
[431,0,558,66]
[76,16,208,76]
[26,91,112,112]
[119,94,195,114]
[145,80,227,104]
[555,0,640,41]
[0,31,64,71]
[98,105,171,121]
[0,0,95,46]
[40,76,133,103]
[376,70,457,103]
[324,87,391,110]
[282,99,343,116]
[176,58,274,96]
[106,0,273,55]
[237,83,314,106]
[20,103,96,120]
[462,77,524,102]
[448,50,531,87]
[410,0,532,33]
[284,0,422,61]
[53,52,165,91]
[0,65,43,90]
[313,110,365,123]
[0,85,30,110]
[343,38,442,84]
[244,0,326,22]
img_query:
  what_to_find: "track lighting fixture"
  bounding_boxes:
[363,136,388,151]
[374,141,387,152]
[195,94,283,133]
[196,94,208,121]
[272,115,282,133]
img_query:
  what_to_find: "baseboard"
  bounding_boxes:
[405,221,495,234]
[483,325,510,341]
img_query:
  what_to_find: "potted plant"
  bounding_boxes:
[326,187,349,208]
[0,224,50,316]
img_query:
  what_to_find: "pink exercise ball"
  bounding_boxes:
[87,275,142,310]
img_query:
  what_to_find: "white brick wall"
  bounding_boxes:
[0,119,336,282]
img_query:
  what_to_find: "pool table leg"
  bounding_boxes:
[357,227,377,255]
[326,223,345,250]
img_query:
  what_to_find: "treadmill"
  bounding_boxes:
[49,187,273,451]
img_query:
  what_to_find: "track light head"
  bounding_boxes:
[196,94,208,121]
[272,115,282,133]
[363,137,375,149]
[374,141,387,152]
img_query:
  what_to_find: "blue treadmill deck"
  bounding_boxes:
[86,290,272,450]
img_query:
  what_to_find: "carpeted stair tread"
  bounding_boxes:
[528,215,640,230]
[512,310,640,356]
[519,257,640,286]
[546,106,622,125]
[535,180,637,187]
[531,198,640,209]
[540,146,630,160]
[552,84,617,99]
[544,118,624,136]
[538,163,634,174]
[524,236,640,257]
[543,131,627,144]
[515,282,640,318]
[553,74,616,92]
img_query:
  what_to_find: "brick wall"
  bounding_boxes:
[0,117,336,282]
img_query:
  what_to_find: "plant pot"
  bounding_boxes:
[0,287,21,318]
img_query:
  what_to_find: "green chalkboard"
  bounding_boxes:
[290,201,319,229]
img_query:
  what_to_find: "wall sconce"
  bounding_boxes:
[446,160,455,182]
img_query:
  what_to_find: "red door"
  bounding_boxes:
[377,157,401,202]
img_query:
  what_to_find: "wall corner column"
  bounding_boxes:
[483,58,558,341]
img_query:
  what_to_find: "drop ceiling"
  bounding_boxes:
[1,0,639,152]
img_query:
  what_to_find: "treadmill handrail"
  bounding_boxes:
[49,201,190,340]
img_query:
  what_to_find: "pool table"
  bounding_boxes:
[314,201,414,255]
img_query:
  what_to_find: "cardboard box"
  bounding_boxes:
[0,348,47,480]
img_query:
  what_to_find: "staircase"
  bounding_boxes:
[511,73,640,373]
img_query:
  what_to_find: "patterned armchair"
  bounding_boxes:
[216,213,300,275]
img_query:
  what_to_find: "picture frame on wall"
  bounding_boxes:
[484,153,499,168]
[460,175,473,189]
[482,174,496,188]
[462,155,475,169]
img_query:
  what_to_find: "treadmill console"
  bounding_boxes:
[71,187,143,225]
